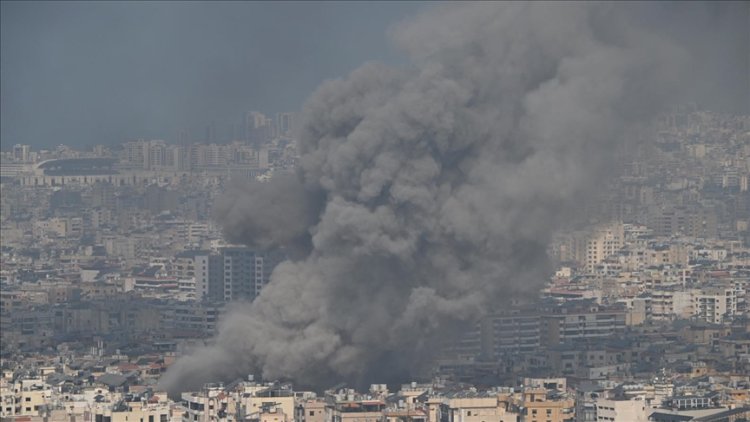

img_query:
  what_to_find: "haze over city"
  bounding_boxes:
[1,1,429,149]
[1,2,749,422]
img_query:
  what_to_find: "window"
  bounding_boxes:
[310,411,315,416]
[25,398,31,402]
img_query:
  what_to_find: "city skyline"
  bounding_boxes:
[1,2,749,422]
[1,104,749,422]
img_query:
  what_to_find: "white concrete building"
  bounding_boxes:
[594,398,648,422]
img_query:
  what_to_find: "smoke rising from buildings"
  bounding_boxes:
[160,2,729,392]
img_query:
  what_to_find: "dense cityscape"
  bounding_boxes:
[1,106,749,422]
[3,1,750,422]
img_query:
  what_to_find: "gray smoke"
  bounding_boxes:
[214,174,325,258]
[160,2,708,392]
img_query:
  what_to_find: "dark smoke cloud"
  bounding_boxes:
[159,2,738,392]
[214,174,325,258]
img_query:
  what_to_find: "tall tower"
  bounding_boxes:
[12,144,31,162]
[276,112,297,138]
[244,111,272,144]
[219,246,281,302]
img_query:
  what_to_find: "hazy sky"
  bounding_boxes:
[1,1,429,149]
[2,2,747,150]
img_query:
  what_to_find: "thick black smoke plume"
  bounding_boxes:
[160,2,736,392]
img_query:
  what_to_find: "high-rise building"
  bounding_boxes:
[647,205,718,239]
[190,247,282,303]
[540,301,627,347]
[555,222,624,271]
[147,140,167,169]
[12,144,31,162]
[92,144,109,157]
[178,130,192,169]
[192,252,225,302]
[204,143,227,166]
[244,111,273,143]
[91,181,116,209]
[480,307,541,358]
[222,247,263,302]
[165,144,185,170]
[120,139,168,169]
[583,222,624,272]
[276,112,297,138]
[190,143,205,167]
[692,287,737,324]
[123,139,148,168]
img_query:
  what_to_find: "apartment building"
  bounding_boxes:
[593,398,648,422]
[693,287,737,324]
[520,388,575,422]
